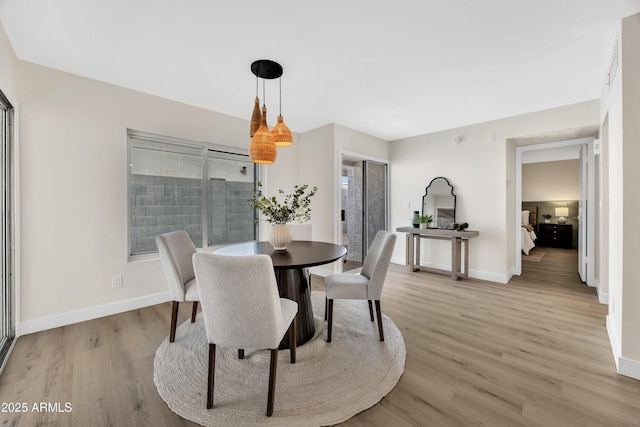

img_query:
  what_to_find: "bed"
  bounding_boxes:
[521,206,537,255]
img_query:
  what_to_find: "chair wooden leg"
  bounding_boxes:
[267,348,278,416]
[238,349,244,359]
[326,299,333,342]
[207,344,215,409]
[375,300,384,341]
[289,320,296,363]
[368,300,374,321]
[170,301,179,343]
[191,301,198,323]
[324,296,328,320]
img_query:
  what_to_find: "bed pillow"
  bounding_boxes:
[521,210,530,225]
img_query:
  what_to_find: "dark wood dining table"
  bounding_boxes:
[213,240,347,348]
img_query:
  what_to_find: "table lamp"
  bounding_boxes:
[555,207,569,224]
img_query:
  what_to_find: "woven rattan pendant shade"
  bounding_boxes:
[272,115,293,146]
[250,97,261,137]
[249,106,276,164]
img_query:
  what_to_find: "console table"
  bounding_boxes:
[396,227,479,280]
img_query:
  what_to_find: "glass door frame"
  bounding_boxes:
[0,89,15,373]
[338,150,389,268]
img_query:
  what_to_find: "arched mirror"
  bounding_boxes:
[422,177,456,229]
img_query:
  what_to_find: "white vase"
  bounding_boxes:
[419,223,428,229]
[269,223,293,250]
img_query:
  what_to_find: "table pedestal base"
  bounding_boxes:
[274,268,315,349]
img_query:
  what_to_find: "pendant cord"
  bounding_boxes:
[255,75,258,98]
[262,78,266,107]
[279,77,282,116]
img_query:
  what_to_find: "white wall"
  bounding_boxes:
[390,101,600,283]
[298,123,389,247]
[522,160,580,201]
[334,124,389,161]
[602,13,640,379]
[299,124,335,244]
[619,14,640,368]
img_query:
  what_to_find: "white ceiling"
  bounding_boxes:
[1,0,639,141]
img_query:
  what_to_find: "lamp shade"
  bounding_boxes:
[249,106,277,164]
[250,97,261,137]
[555,207,569,217]
[272,115,293,146]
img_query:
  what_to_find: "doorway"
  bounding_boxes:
[515,136,596,285]
[340,154,388,271]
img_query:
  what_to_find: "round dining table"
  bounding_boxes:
[213,240,347,348]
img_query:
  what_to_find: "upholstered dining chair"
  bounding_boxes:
[324,230,397,342]
[156,230,199,343]
[192,253,298,416]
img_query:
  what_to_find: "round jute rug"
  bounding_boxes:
[154,291,406,426]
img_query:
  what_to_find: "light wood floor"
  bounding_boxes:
[2,248,640,426]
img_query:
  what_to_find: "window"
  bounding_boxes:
[128,132,257,256]
[0,89,14,371]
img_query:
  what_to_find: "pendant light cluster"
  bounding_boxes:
[249,59,293,164]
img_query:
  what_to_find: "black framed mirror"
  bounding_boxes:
[422,177,456,229]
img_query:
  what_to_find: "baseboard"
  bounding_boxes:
[606,315,640,380]
[389,257,510,284]
[596,282,609,305]
[390,256,408,268]
[618,356,640,380]
[17,291,171,336]
[470,269,510,284]
[505,268,515,284]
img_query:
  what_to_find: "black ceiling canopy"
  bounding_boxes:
[251,59,283,80]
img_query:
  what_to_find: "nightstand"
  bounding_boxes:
[538,223,573,249]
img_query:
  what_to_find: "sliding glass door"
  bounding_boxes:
[365,161,387,250]
[0,90,14,371]
[341,156,388,270]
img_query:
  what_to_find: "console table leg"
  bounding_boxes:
[451,237,458,280]
[414,235,421,271]
[406,234,414,271]
[462,239,469,278]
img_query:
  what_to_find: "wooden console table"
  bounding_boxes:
[396,226,479,280]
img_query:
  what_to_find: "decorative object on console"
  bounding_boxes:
[411,211,420,228]
[543,214,552,223]
[555,207,569,224]
[249,182,317,250]
[249,59,293,164]
[416,214,433,229]
[451,222,469,232]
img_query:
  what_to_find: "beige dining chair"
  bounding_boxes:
[192,253,298,416]
[324,230,397,342]
[156,230,199,343]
